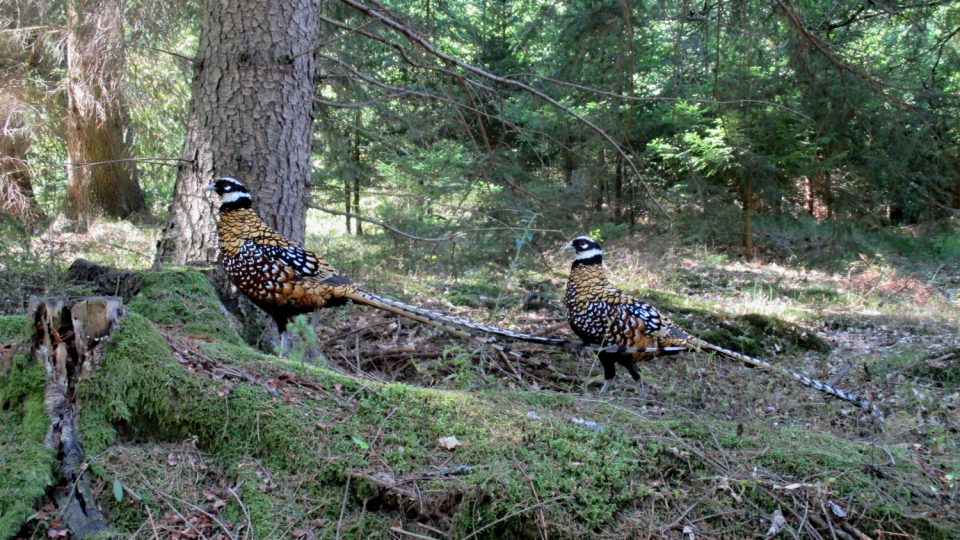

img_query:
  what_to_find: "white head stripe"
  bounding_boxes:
[222,191,252,203]
[575,247,602,260]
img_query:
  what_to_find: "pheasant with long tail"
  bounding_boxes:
[562,236,882,419]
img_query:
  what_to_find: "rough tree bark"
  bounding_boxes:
[0,88,40,220]
[155,0,322,265]
[64,0,146,221]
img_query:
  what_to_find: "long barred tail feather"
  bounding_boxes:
[347,288,571,345]
[345,289,473,340]
[571,343,688,354]
[345,288,883,420]
[694,339,883,421]
[347,289,686,354]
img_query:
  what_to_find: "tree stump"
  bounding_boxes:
[29,296,124,538]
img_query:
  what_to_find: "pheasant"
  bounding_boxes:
[206,176,581,352]
[563,236,881,418]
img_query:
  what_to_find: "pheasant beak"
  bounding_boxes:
[204,181,216,191]
[562,241,574,250]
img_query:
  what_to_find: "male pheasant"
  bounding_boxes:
[563,236,881,417]
[206,177,574,351]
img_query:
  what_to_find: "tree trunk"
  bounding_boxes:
[594,148,606,212]
[64,0,146,221]
[155,0,322,265]
[344,176,352,234]
[0,91,40,220]
[742,173,754,258]
[824,169,833,220]
[353,175,362,236]
[614,156,624,223]
[952,160,960,209]
[615,0,634,225]
[352,108,362,236]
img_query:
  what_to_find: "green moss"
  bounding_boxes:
[0,315,27,342]
[78,312,322,472]
[230,462,283,537]
[23,268,950,538]
[756,430,866,476]
[0,354,56,539]
[484,389,574,409]
[321,383,659,534]
[126,271,242,344]
[75,313,960,539]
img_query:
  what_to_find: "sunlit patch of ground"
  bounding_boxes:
[31,215,159,270]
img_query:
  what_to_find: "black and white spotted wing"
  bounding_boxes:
[255,242,339,280]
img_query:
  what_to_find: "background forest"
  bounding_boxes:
[3,0,959,271]
[1,0,959,538]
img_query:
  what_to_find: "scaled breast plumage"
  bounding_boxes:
[565,260,687,351]
[217,207,354,308]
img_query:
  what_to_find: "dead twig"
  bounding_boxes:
[660,492,710,535]
[927,350,958,363]
[144,504,160,540]
[504,454,547,538]
[154,493,209,540]
[335,473,352,540]
[461,496,570,540]
[389,526,440,540]
[228,484,253,540]
[156,489,237,540]
[164,333,281,398]
[838,520,873,540]
[827,362,854,387]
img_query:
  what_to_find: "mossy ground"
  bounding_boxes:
[4,265,958,539]
[0,316,55,539]
[4,217,960,539]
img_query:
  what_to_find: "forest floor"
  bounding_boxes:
[1,220,958,539]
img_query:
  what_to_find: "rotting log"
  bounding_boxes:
[29,296,124,538]
[67,258,144,300]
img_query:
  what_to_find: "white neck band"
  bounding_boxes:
[576,248,602,260]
